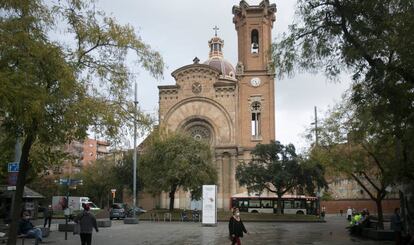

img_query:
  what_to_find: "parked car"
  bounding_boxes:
[109,203,127,220]
[126,206,147,217]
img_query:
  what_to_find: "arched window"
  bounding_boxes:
[251,29,259,54]
[251,101,261,137]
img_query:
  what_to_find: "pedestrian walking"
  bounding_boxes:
[74,204,99,245]
[228,208,247,245]
[321,206,326,220]
[346,207,352,221]
[391,208,402,245]
[43,205,53,228]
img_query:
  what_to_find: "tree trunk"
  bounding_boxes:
[277,194,283,215]
[375,199,384,230]
[7,132,36,245]
[169,184,177,211]
[401,184,414,236]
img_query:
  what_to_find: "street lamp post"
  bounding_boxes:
[312,106,321,218]
[133,82,138,220]
[124,82,139,224]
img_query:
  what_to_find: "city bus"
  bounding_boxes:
[230,194,317,215]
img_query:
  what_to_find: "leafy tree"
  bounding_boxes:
[139,131,217,210]
[0,132,15,183]
[75,158,120,208]
[27,176,59,207]
[272,0,414,182]
[0,1,163,243]
[236,141,326,214]
[272,0,413,83]
[112,149,143,199]
[272,0,413,231]
[310,98,397,229]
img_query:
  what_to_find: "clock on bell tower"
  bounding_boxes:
[233,0,276,148]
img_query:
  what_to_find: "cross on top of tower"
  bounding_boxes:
[213,26,219,37]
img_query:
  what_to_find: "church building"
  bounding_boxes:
[156,0,277,210]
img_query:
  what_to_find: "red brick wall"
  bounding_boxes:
[321,199,399,215]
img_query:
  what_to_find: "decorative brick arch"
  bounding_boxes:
[163,97,234,145]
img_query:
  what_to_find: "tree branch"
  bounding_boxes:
[77,39,101,65]
[264,185,276,193]
[361,171,381,192]
[350,173,376,201]
[361,143,385,173]
[334,0,414,84]
[295,25,326,39]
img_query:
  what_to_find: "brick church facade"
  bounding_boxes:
[155,0,277,210]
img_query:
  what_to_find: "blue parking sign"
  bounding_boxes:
[8,162,19,173]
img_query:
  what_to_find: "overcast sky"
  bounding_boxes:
[96,0,352,152]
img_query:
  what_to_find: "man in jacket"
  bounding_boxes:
[74,204,99,245]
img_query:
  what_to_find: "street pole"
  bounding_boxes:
[133,82,138,220]
[314,106,321,219]
[125,82,139,224]
[314,106,318,146]
[10,140,21,223]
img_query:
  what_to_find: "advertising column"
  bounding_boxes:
[202,185,217,226]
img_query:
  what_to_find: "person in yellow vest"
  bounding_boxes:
[350,212,362,225]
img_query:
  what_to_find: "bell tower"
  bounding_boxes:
[233,0,276,149]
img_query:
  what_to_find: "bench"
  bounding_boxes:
[150,212,160,222]
[362,228,394,241]
[19,227,49,245]
[367,220,378,229]
[58,223,74,232]
[97,220,111,227]
[163,213,171,222]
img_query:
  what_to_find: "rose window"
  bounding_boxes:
[188,125,211,142]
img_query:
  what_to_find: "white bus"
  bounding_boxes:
[230,194,317,215]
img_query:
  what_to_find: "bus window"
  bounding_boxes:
[284,201,293,209]
[232,199,237,208]
[261,200,272,208]
[295,201,303,209]
[239,200,248,207]
[249,200,260,208]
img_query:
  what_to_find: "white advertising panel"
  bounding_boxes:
[202,185,217,225]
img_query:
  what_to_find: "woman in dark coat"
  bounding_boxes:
[228,208,248,245]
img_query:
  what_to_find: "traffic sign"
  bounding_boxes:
[59,178,69,185]
[8,162,19,172]
[8,172,18,185]
[58,178,83,186]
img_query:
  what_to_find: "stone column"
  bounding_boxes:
[230,154,237,196]
[215,153,223,209]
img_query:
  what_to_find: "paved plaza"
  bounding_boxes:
[32,215,393,245]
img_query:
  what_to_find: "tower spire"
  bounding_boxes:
[208,26,224,58]
[213,25,219,37]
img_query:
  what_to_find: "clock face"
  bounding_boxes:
[250,77,261,87]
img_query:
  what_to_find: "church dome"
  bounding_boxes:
[203,57,236,78]
[203,32,236,79]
